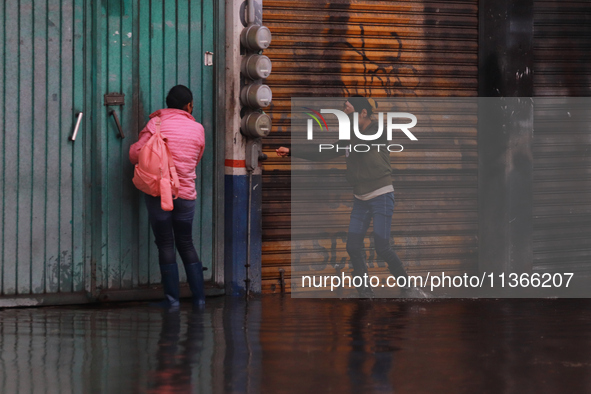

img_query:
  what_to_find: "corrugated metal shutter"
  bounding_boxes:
[533,1,591,97]
[96,0,216,293]
[533,1,591,273]
[0,0,87,296]
[0,0,218,305]
[262,0,479,293]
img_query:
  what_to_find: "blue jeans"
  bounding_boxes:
[346,192,408,278]
[144,195,200,267]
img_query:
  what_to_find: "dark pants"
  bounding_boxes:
[345,192,408,278]
[144,195,200,267]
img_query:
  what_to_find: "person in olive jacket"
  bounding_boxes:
[277,96,428,298]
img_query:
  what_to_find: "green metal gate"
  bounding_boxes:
[0,0,219,306]
[93,0,216,296]
[0,0,87,305]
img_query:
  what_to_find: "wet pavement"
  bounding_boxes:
[1,297,591,393]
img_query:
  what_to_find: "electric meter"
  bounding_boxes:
[240,84,272,108]
[241,112,272,138]
[241,54,272,80]
[241,25,272,51]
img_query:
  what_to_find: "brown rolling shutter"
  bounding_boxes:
[262,0,479,293]
[533,1,591,97]
[533,1,591,273]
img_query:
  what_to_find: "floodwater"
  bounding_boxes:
[1,297,591,393]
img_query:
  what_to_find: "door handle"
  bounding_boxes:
[110,110,125,139]
[70,112,83,141]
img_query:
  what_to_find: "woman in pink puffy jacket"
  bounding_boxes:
[130,85,206,308]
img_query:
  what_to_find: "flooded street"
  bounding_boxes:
[1,297,590,393]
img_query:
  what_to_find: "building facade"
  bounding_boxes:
[0,0,589,305]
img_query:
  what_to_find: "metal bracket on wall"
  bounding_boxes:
[204,51,214,66]
[104,93,125,106]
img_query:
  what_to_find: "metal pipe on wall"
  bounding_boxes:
[247,0,255,25]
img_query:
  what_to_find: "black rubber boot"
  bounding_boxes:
[152,263,180,309]
[184,262,206,308]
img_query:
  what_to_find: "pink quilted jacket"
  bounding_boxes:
[130,108,205,200]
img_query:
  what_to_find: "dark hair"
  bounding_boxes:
[166,85,193,110]
[347,95,373,116]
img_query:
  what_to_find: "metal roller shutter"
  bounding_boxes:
[262,0,479,293]
[533,1,591,274]
[533,1,591,97]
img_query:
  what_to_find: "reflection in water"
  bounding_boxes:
[223,298,262,394]
[347,302,407,393]
[1,298,591,393]
[147,309,203,393]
